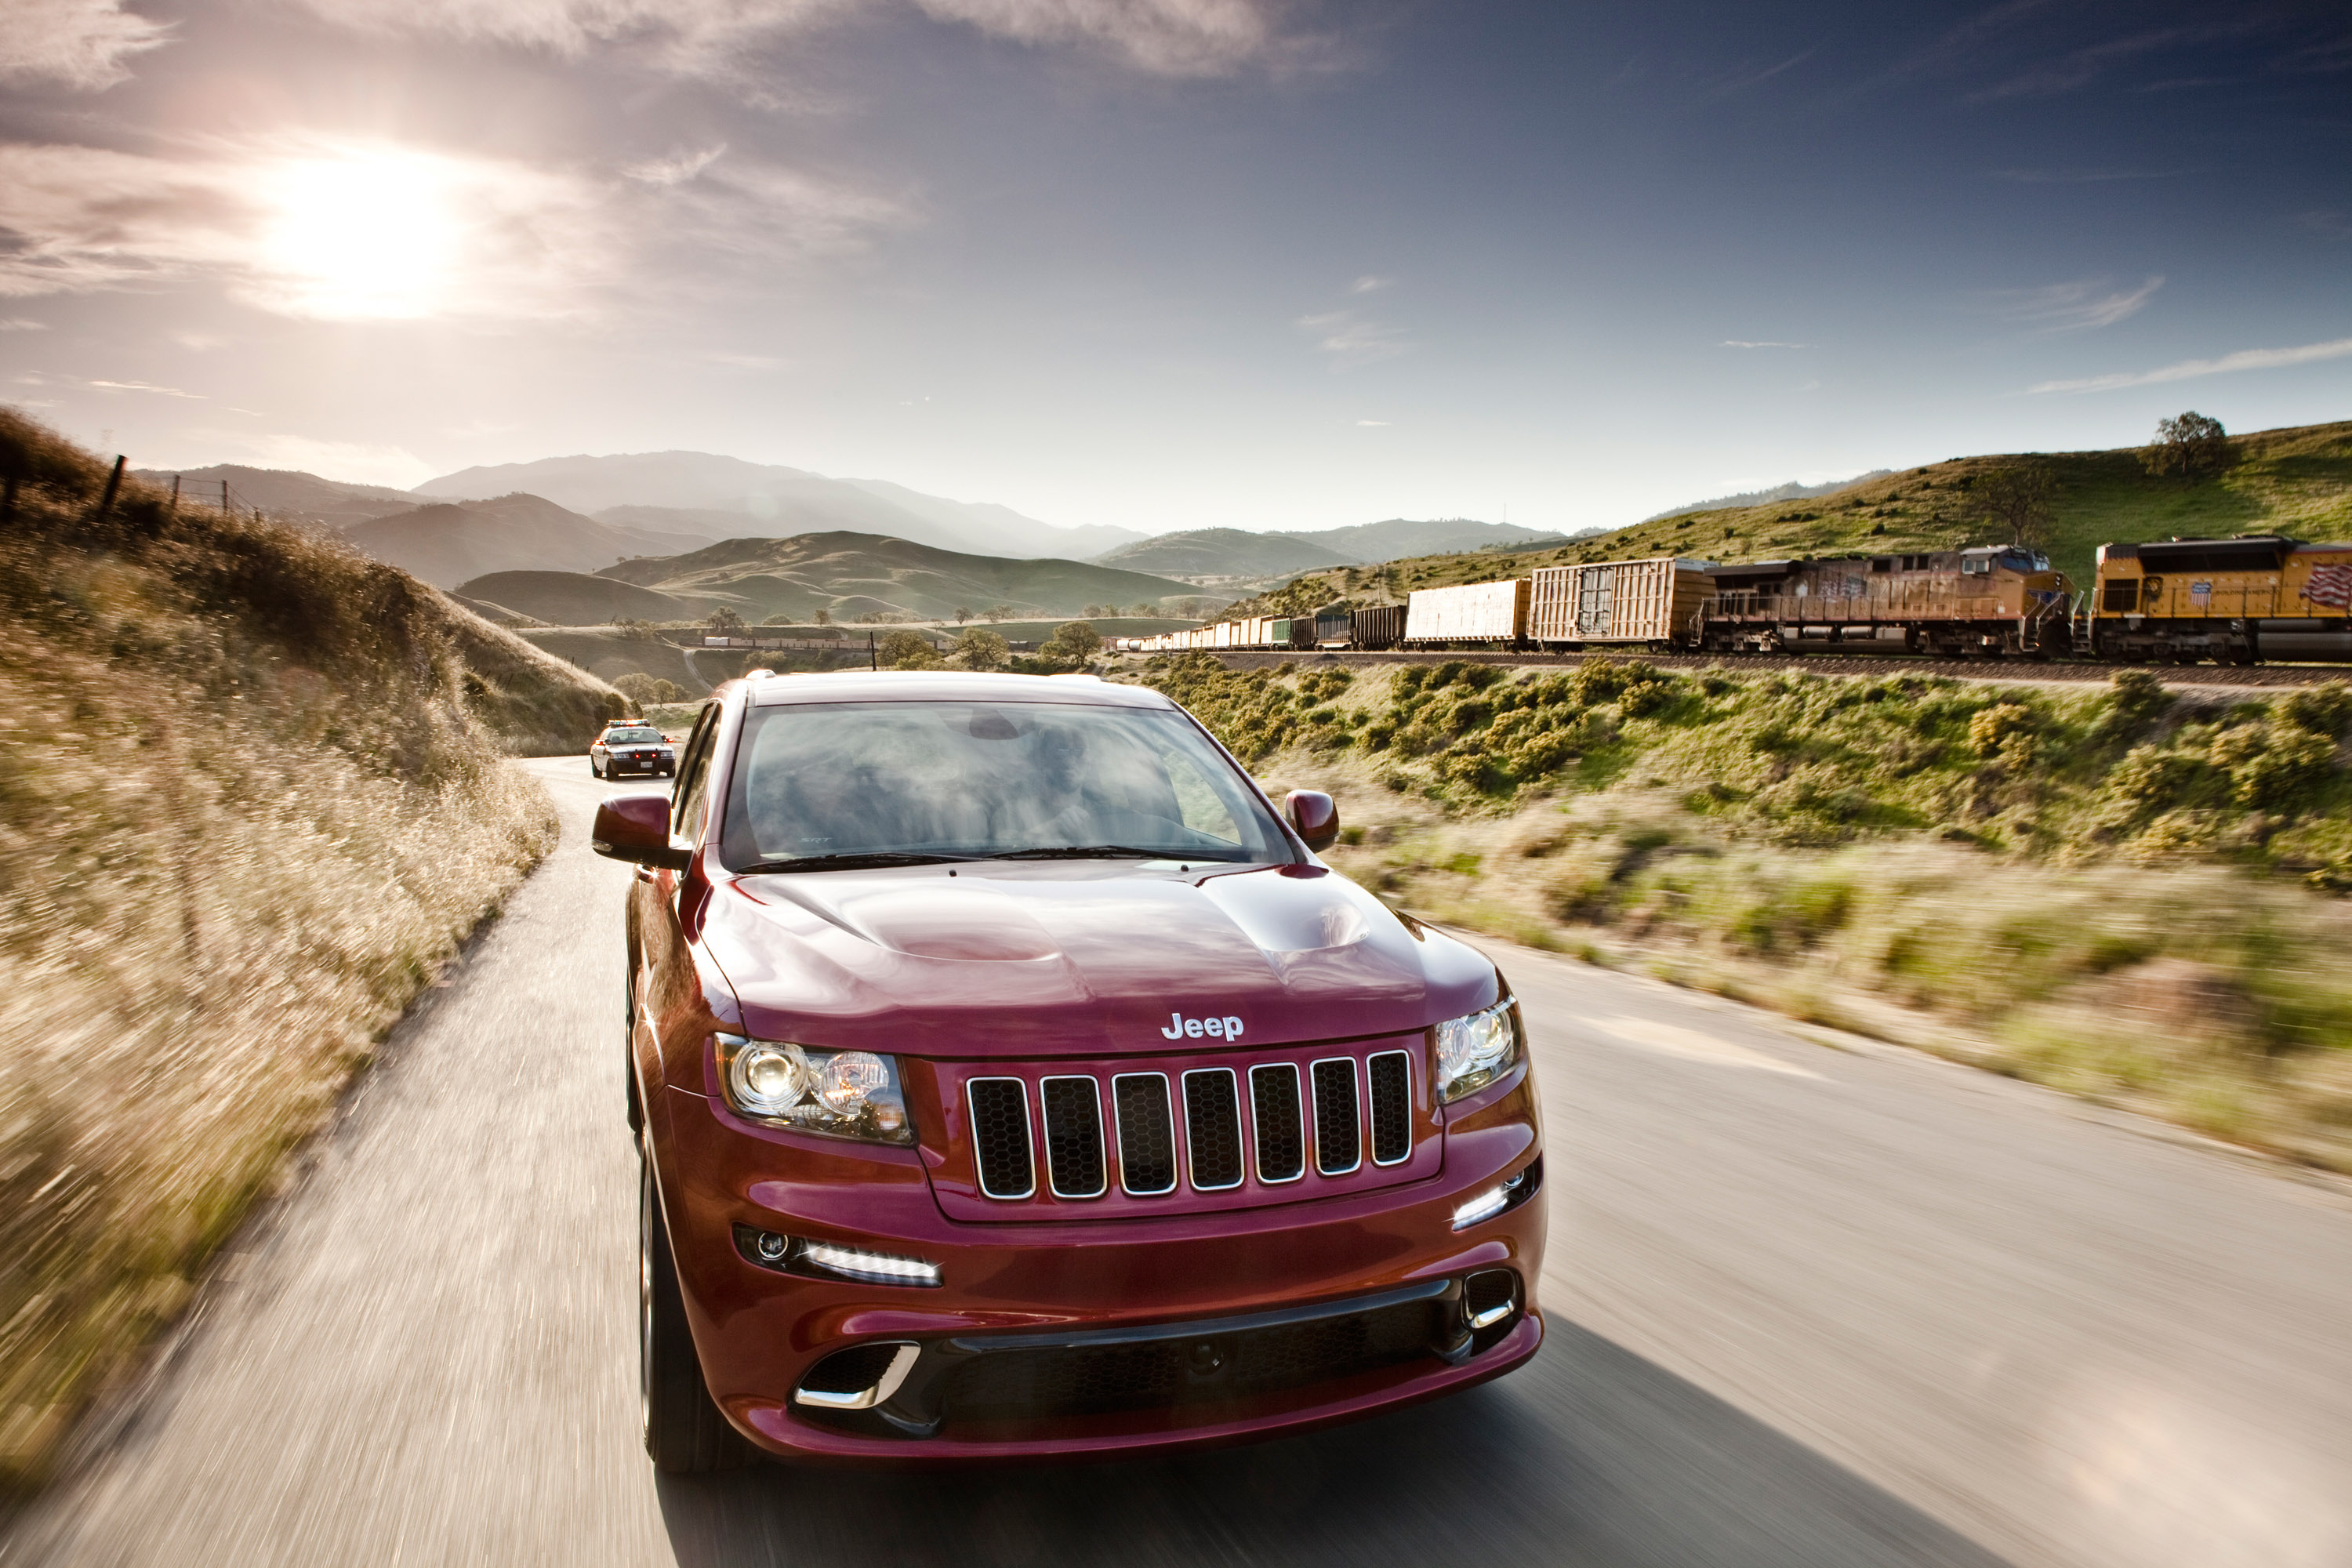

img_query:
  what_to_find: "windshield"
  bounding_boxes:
[720,700,1289,869]
[605,728,664,743]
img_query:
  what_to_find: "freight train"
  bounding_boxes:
[1113,535,2352,664]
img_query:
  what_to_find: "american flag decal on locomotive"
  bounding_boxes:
[2306,564,2352,609]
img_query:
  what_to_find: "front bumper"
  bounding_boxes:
[652,1066,1545,1461]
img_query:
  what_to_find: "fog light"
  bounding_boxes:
[800,1239,942,1287]
[1451,1185,1509,1230]
[754,1231,788,1262]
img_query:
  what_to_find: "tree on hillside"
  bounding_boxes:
[1976,465,2056,548]
[813,608,831,626]
[706,606,746,633]
[2141,411,2231,481]
[1040,621,1102,669]
[984,603,1012,622]
[877,630,944,670]
[953,604,972,623]
[953,627,1010,670]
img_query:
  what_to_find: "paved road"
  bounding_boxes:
[9,757,2350,1568]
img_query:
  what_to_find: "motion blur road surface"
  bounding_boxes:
[9,758,2350,1568]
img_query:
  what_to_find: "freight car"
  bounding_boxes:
[1529,558,1711,648]
[1402,578,1531,644]
[2088,535,2352,663]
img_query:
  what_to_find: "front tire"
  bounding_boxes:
[641,1136,750,1473]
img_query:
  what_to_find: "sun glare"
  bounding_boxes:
[254,146,468,319]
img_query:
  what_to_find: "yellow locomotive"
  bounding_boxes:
[2089,535,2352,663]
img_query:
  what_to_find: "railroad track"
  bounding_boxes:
[1170,647,2352,690]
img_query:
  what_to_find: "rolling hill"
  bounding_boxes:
[592,532,1217,622]
[1097,528,1357,579]
[127,463,421,527]
[413,451,1142,561]
[1208,419,2352,621]
[343,494,718,588]
[1272,517,1569,561]
[453,570,704,626]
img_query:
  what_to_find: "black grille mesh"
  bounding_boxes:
[1368,1052,1410,1165]
[967,1079,1034,1198]
[1250,1064,1305,1182]
[1041,1077,1106,1198]
[800,1343,903,1397]
[940,1298,1442,1426]
[1465,1269,1516,1321]
[1113,1075,1177,1194]
[1311,1059,1360,1174]
[1183,1072,1244,1190]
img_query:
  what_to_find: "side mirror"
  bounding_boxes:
[593,794,691,870]
[1285,789,1340,852]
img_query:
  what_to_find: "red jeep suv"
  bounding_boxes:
[593,670,1544,1468]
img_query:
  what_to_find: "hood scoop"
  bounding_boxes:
[793,884,1064,963]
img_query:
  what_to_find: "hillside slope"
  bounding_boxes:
[344,493,716,588]
[1098,527,1356,578]
[597,531,1216,620]
[1218,419,2352,619]
[0,412,622,1491]
[455,569,705,626]
[127,463,419,527]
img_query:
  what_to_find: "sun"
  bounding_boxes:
[252,144,469,319]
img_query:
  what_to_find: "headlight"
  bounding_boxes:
[1433,995,1521,1103]
[714,1035,913,1145]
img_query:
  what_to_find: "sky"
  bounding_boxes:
[2,0,2347,536]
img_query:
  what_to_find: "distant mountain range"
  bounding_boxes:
[415,451,1144,561]
[345,494,718,588]
[1639,473,1893,522]
[1099,517,1567,578]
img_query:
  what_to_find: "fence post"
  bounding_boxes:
[95,455,125,522]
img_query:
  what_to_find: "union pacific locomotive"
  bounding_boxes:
[1116,533,2352,666]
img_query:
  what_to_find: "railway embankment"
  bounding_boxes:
[1138,652,2352,1173]
[0,414,624,1494]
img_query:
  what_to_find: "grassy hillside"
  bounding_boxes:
[596,530,1219,620]
[126,463,419,526]
[0,412,622,1492]
[1218,419,2352,620]
[1141,653,2352,1170]
[345,493,718,589]
[1097,527,1354,577]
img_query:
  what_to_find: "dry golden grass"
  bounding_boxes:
[0,412,622,1490]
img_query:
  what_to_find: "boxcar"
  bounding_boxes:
[1403,579,1530,644]
[1529,558,1713,648]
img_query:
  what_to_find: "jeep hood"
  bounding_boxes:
[699,861,1500,1060]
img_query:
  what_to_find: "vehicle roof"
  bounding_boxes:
[742,670,1178,710]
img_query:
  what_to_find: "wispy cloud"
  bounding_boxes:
[624,143,728,185]
[0,134,899,321]
[1355,418,1389,426]
[1348,274,1392,294]
[2027,336,2352,394]
[0,318,49,332]
[0,0,174,90]
[1722,339,1808,349]
[285,0,1311,79]
[1978,275,2162,332]
[88,377,205,397]
[1298,309,1408,368]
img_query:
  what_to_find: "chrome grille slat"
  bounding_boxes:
[1249,1063,1305,1184]
[1309,1057,1362,1176]
[1367,1050,1412,1167]
[1112,1073,1178,1196]
[1040,1075,1107,1199]
[967,1077,1036,1200]
[1181,1069,1244,1191]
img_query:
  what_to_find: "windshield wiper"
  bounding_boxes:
[737,851,980,873]
[993,845,1214,861]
